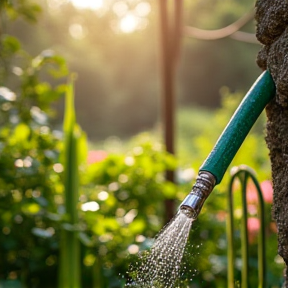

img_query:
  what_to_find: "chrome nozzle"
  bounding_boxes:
[180,194,206,219]
[180,171,216,219]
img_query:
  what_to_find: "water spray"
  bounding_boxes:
[180,70,276,219]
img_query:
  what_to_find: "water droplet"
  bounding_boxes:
[125,213,194,287]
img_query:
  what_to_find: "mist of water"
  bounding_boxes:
[125,210,194,288]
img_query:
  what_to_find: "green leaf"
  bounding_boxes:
[9,123,30,145]
[63,79,76,134]
[104,218,119,231]
[75,124,88,166]
[16,3,41,23]
[21,203,41,215]
[47,55,69,78]
[1,35,21,55]
[92,223,105,235]
[59,76,81,288]
[129,219,146,234]
[162,181,177,199]
[32,51,68,78]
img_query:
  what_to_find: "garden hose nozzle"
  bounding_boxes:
[180,171,216,219]
[180,70,276,219]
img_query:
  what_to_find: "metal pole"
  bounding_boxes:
[159,0,183,222]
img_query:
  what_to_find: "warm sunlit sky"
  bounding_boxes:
[67,0,151,33]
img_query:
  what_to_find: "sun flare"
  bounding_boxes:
[69,0,103,10]
[120,14,138,33]
[68,0,151,34]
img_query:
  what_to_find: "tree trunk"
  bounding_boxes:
[158,0,183,222]
[255,0,288,286]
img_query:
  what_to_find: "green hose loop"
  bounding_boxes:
[200,70,276,184]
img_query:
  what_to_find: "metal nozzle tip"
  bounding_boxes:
[179,171,216,219]
[180,206,197,219]
[180,194,205,219]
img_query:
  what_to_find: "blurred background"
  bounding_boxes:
[0,0,285,287]
[7,0,261,139]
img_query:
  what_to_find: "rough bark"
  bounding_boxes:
[255,0,288,286]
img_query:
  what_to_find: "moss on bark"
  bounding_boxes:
[255,0,288,286]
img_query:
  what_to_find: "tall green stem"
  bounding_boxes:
[58,80,81,288]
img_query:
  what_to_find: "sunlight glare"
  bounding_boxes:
[112,1,128,17]
[47,0,67,13]
[70,0,103,10]
[120,13,138,33]
[69,23,87,39]
[81,201,100,212]
[135,2,151,17]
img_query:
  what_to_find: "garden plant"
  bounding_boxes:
[0,1,286,287]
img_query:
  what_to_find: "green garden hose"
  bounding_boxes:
[180,70,276,219]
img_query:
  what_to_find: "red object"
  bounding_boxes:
[260,180,273,204]
[87,150,107,165]
[247,217,260,243]
[246,180,273,204]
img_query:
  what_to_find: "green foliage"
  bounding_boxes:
[0,1,285,288]
[0,74,284,287]
[1,0,41,22]
[0,83,65,286]
[0,2,68,286]
[79,135,177,286]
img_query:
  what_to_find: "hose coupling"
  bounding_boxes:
[180,171,216,219]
